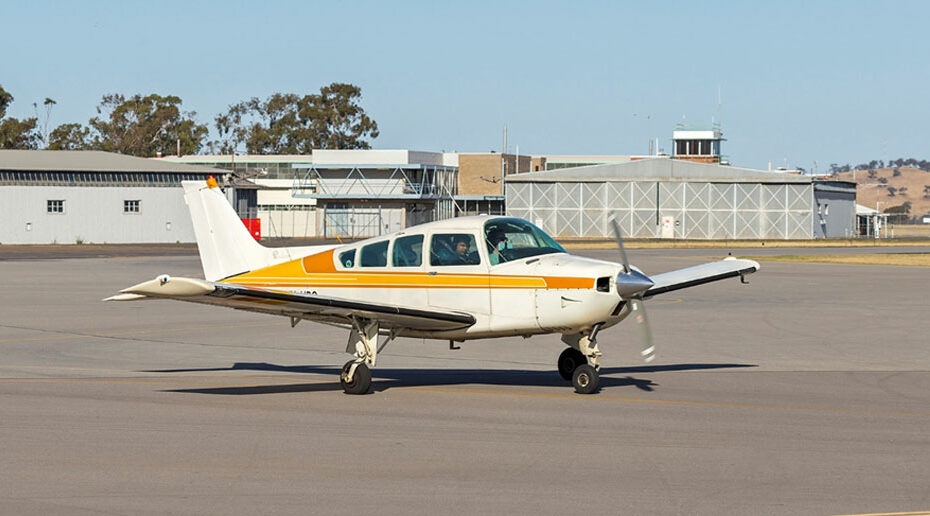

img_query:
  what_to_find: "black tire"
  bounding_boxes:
[558,348,586,382]
[571,364,600,394]
[340,361,371,395]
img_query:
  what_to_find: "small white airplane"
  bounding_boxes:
[107,178,759,395]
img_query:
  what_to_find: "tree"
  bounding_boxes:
[32,97,56,147]
[868,169,877,179]
[48,123,92,150]
[89,93,207,156]
[887,186,897,197]
[893,167,901,177]
[923,185,930,200]
[212,82,379,154]
[878,177,888,184]
[0,84,40,149]
[301,83,379,150]
[213,93,301,154]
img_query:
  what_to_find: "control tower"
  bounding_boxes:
[672,124,726,164]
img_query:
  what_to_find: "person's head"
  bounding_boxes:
[489,230,507,249]
[455,237,469,255]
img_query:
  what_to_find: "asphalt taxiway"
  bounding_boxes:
[1,248,928,515]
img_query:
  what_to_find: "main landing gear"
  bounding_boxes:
[340,317,393,395]
[559,323,603,394]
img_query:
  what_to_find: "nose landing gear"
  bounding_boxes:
[559,323,604,394]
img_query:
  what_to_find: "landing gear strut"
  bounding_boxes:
[339,317,382,395]
[559,324,604,394]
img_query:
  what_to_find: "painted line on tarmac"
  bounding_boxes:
[402,385,930,418]
[0,320,283,344]
[833,511,930,516]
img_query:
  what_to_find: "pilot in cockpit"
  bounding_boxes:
[487,229,508,265]
[453,236,479,264]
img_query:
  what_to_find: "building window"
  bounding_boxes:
[47,200,64,213]
[124,200,141,213]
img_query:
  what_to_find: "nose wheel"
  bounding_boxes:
[558,347,601,394]
[571,364,599,394]
[559,326,603,394]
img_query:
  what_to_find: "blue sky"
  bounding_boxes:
[2,0,928,170]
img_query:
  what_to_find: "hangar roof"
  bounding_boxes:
[505,157,812,184]
[0,150,225,174]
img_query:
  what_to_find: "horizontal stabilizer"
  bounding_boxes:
[119,275,216,298]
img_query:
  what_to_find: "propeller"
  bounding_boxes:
[609,217,656,363]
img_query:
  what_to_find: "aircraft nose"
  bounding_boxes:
[616,269,654,298]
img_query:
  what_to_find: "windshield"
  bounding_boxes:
[484,218,566,265]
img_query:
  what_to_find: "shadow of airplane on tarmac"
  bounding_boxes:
[144,362,756,396]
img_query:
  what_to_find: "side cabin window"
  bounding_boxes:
[338,249,356,268]
[360,240,389,267]
[430,234,481,266]
[392,234,424,267]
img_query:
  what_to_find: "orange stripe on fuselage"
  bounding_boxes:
[221,249,594,290]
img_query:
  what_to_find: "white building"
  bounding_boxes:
[0,150,220,244]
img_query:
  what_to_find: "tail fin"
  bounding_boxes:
[183,180,273,281]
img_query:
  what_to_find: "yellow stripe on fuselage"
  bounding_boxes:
[220,249,593,290]
[230,273,548,289]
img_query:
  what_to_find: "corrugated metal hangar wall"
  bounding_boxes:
[507,181,813,239]
[505,159,855,239]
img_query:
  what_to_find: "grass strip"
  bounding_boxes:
[740,253,930,267]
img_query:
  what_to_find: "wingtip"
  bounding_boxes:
[103,293,147,302]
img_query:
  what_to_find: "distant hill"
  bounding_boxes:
[833,167,930,220]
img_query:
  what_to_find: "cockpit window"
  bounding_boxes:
[338,249,356,268]
[484,218,566,265]
[430,233,481,266]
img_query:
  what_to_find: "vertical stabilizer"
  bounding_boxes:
[182,180,272,281]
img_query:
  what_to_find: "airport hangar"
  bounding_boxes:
[0,150,224,244]
[505,157,858,239]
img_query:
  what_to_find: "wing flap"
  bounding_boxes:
[644,258,760,298]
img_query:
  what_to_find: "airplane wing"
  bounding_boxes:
[105,275,476,331]
[643,258,760,298]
